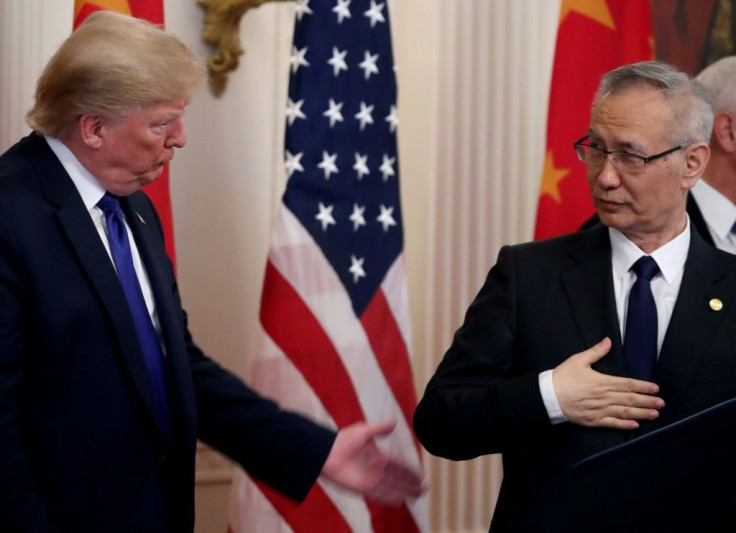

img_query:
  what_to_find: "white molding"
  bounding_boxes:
[0,0,73,152]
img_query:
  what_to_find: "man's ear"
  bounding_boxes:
[78,114,105,149]
[712,111,736,153]
[682,142,710,190]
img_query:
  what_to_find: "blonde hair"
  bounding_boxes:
[26,11,205,137]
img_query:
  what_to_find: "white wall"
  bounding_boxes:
[0,1,560,531]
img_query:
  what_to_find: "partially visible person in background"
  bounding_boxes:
[690,55,736,253]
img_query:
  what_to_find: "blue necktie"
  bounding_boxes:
[97,193,171,438]
[623,256,660,381]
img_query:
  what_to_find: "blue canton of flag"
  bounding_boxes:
[283,0,402,317]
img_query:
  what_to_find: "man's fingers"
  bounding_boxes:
[576,391,663,413]
[576,393,663,412]
[605,404,660,421]
[599,375,661,396]
[563,388,664,427]
[597,403,662,429]
[598,417,641,430]
[363,420,397,440]
[366,484,414,506]
[367,474,427,505]
[611,391,664,410]
[369,461,426,504]
[382,459,426,494]
[626,378,660,395]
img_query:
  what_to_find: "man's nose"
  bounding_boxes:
[594,155,621,188]
[166,118,186,149]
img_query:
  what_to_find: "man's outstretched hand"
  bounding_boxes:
[321,420,425,505]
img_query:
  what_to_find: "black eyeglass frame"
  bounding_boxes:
[573,135,684,168]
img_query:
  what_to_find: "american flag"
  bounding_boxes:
[228,1,428,531]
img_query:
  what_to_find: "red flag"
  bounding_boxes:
[534,0,653,240]
[228,1,427,531]
[73,0,176,269]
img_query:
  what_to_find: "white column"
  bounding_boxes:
[0,0,73,152]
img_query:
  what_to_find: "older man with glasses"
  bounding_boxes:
[580,56,736,256]
[415,61,736,531]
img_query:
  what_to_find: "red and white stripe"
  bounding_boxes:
[229,205,428,532]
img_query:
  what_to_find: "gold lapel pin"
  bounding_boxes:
[709,298,723,311]
[136,212,146,225]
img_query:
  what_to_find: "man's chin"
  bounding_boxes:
[110,176,156,197]
[139,170,163,187]
[597,212,623,230]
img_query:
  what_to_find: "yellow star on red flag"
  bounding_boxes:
[540,151,571,204]
[74,0,131,23]
[560,0,615,30]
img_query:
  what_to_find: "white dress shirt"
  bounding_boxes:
[539,219,690,423]
[690,179,736,254]
[45,136,165,344]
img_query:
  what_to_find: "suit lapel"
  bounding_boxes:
[561,226,627,377]
[28,135,170,442]
[651,231,736,428]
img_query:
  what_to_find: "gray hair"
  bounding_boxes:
[593,60,713,145]
[696,56,736,115]
[26,11,205,138]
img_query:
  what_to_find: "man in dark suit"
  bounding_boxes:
[414,61,736,531]
[581,56,736,253]
[0,12,422,532]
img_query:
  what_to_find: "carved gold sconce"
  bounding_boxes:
[198,0,291,97]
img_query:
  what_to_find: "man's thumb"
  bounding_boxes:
[581,337,612,366]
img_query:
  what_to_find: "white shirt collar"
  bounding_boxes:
[691,179,736,240]
[45,136,107,211]
[610,217,690,285]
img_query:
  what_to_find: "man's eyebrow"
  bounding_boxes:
[152,111,184,124]
[586,132,645,152]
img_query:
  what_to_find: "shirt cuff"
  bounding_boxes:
[539,369,567,424]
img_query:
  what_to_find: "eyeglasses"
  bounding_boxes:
[573,135,684,174]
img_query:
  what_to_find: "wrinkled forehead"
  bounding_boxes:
[589,87,674,149]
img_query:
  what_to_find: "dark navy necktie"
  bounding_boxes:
[97,193,171,438]
[623,256,660,381]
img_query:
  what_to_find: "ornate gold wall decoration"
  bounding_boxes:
[198,0,290,97]
[707,0,735,64]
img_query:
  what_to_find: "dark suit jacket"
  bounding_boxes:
[414,222,736,531]
[580,193,715,246]
[0,134,335,532]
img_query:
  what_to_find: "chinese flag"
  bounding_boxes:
[534,0,653,240]
[73,0,177,269]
